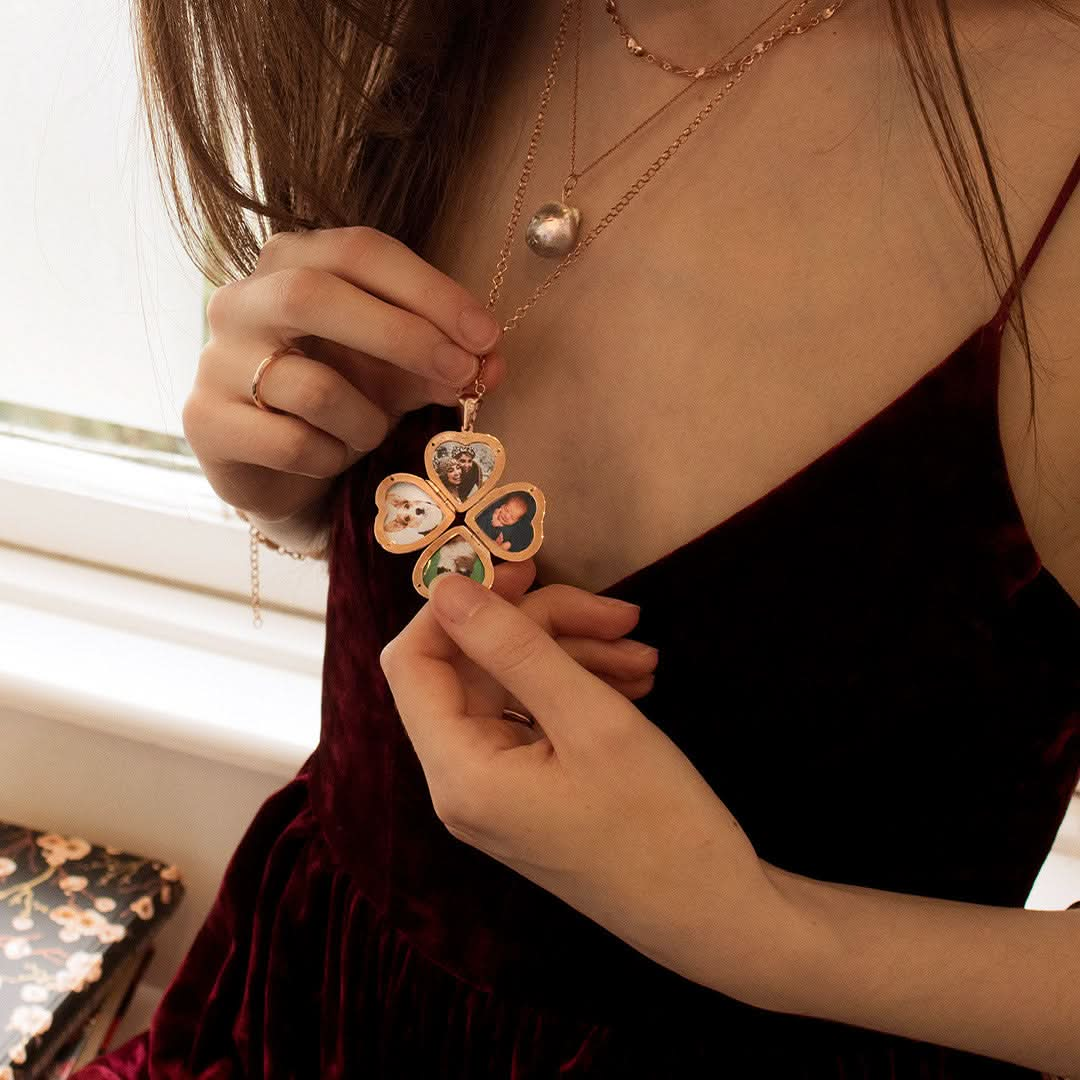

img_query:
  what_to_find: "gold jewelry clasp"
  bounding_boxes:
[459,394,482,432]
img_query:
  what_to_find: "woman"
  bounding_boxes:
[80,0,1080,1076]
[452,447,484,501]
[435,455,469,500]
[435,447,484,501]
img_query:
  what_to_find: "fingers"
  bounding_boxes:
[524,638,656,705]
[209,278,509,418]
[379,601,472,780]
[596,673,656,700]
[250,226,503,357]
[489,560,644,643]
[228,269,485,385]
[556,636,659,682]
[487,561,642,642]
[424,573,632,740]
[489,559,538,604]
[491,563,656,701]
[517,584,643,642]
[212,226,504,406]
[492,564,657,702]
[358,347,509,415]
[198,349,392,464]
[194,223,513,503]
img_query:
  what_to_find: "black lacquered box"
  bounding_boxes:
[0,820,184,1077]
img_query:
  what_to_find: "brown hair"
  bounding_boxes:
[133,0,1079,454]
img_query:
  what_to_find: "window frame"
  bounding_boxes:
[0,423,330,621]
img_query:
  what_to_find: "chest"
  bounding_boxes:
[422,6,1078,595]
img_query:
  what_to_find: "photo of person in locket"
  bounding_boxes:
[452,447,483,500]
[475,491,536,553]
[433,444,487,502]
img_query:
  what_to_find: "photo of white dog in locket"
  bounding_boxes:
[382,481,446,545]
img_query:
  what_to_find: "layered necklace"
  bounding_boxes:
[373,0,847,596]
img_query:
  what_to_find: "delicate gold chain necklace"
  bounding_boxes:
[373,0,846,598]
[491,0,844,339]
[604,0,821,78]
[566,0,796,198]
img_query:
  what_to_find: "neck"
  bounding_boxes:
[607,0,821,60]
[524,0,873,179]
[506,0,875,127]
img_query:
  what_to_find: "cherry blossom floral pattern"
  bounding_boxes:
[0,821,183,1073]
[373,430,546,598]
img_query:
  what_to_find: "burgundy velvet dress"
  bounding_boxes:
[78,150,1080,1079]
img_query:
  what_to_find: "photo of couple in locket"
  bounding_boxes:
[432,443,490,503]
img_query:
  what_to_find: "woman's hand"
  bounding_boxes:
[490,563,659,703]
[183,225,508,525]
[379,561,795,1005]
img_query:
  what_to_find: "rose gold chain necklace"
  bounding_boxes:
[493,0,844,338]
[373,0,846,597]
[565,0,797,199]
[604,0,826,78]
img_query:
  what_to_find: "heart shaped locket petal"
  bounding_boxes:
[373,473,455,554]
[464,482,546,562]
[412,525,495,599]
[424,431,506,512]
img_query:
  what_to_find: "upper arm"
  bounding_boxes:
[998,161,1080,607]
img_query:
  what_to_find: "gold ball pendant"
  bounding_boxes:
[526,202,582,258]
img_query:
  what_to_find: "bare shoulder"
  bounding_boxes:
[987,4,1080,604]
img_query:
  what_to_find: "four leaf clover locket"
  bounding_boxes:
[373,416,547,598]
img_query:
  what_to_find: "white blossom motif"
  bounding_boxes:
[59,950,103,993]
[7,1003,52,1038]
[2,939,31,961]
[0,819,180,1068]
[129,896,155,920]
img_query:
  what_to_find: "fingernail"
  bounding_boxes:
[597,595,640,612]
[458,306,500,351]
[429,573,487,623]
[433,341,479,384]
[623,639,659,663]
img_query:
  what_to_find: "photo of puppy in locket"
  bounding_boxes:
[380,480,446,546]
[420,532,488,589]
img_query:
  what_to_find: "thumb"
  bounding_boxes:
[427,572,627,746]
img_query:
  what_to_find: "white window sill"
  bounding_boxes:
[0,428,330,618]
[0,543,322,779]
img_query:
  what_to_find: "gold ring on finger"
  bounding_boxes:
[502,707,536,728]
[251,345,303,414]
